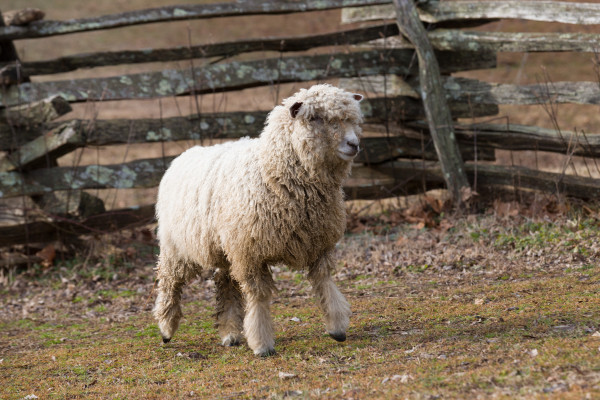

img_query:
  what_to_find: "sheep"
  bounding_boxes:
[153,84,364,356]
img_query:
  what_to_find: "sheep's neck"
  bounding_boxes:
[259,139,348,203]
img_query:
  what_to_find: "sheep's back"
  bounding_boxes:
[156,138,260,266]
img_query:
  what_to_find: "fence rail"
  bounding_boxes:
[0,49,495,107]
[342,1,600,25]
[2,24,400,78]
[372,30,600,53]
[1,0,600,250]
[0,0,392,41]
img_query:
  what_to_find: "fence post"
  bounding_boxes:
[393,0,472,204]
[0,11,29,84]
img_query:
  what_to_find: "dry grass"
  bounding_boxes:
[1,210,600,399]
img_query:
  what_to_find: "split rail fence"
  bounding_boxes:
[1,0,600,250]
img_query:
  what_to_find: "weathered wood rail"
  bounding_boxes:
[0,49,495,107]
[1,0,600,250]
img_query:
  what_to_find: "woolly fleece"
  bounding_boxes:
[154,84,363,354]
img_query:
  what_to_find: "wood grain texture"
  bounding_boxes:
[394,0,470,203]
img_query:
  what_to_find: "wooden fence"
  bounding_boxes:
[1,0,600,250]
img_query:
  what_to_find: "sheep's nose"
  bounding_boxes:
[347,140,359,152]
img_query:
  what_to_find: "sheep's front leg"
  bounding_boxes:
[308,254,351,342]
[214,268,245,346]
[237,266,276,356]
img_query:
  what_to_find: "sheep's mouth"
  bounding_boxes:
[338,149,359,160]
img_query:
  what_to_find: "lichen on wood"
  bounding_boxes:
[356,136,495,164]
[0,24,400,77]
[0,0,393,41]
[0,49,496,107]
[2,8,45,27]
[357,75,600,106]
[394,0,470,204]
[342,1,600,25]
[0,98,498,151]
[442,77,600,106]
[1,95,71,126]
[367,30,600,53]
[0,157,174,199]
[355,160,600,200]
[0,121,80,172]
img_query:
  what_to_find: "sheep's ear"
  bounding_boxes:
[290,102,303,118]
[353,94,364,102]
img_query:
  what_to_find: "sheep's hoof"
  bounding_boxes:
[222,335,241,347]
[162,337,171,344]
[255,347,277,357]
[329,332,346,342]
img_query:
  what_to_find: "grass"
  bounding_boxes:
[1,214,600,399]
[1,276,598,399]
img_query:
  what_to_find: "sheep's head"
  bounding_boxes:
[283,84,364,173]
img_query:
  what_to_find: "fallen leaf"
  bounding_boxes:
[278,371,297,380]
[412,221,426,230]
[530,349,539,357]
[424,195,443,214]
[35,244,55,268]
[460,187,477,203]
[437,218,454,234]
[591,331,600,338]
[494,200,521,219]
[383,374,413,384]
[396,236,409,245]
[290,317,301,322]
[474,298,485,305]
[391,374,413,383]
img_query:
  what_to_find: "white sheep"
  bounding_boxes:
[153,84,363,356]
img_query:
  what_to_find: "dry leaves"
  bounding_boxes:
[35,244,56,268]
[347,194,453,234]
[278,372,297,380]
[382,374,414,384]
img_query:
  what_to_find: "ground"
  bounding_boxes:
[1,200,599,399]
[2,1,600,398]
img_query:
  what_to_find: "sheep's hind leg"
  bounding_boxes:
[214,267,245,346]
[308,254,351,342]
[153,256,191,343]
[237,266,276,356]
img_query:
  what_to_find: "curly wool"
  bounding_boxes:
[156,84,362,282]
[154,84,363,354]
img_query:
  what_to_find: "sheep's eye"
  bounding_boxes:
[309,115,323,124]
